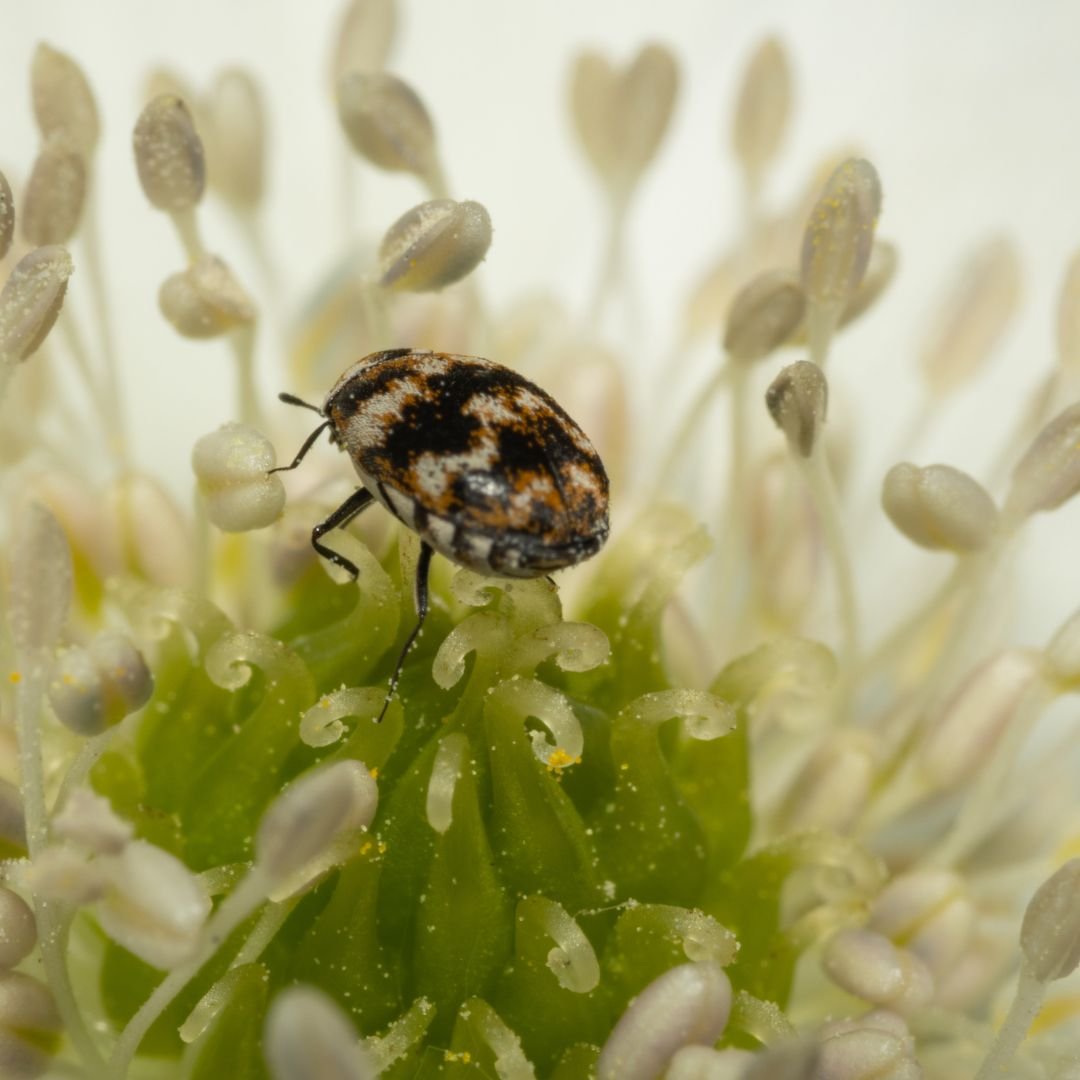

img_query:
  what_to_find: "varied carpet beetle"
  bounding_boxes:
[273,348,610,716]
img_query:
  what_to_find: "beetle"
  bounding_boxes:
[272,348,610,718]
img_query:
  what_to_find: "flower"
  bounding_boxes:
[0,4,1079,1079]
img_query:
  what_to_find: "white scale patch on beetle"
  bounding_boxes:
[409,446,501,501]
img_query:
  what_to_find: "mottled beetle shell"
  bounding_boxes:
[324,349,610,576]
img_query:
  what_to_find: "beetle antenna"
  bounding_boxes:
[278,391,323,415]
[269,420,332,473]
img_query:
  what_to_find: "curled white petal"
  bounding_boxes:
[432,612,508,689]
[618,690,736,742]
[465,999,537,1080]
[667,909,739,967]
[180,965,252,1043]
[265,985,379,1080]
[449,567,504,607]
[519,896,599,993]
[598,962,732,1080]
[487,678,583,767]
[300,688,384,748]
[426,732,468,834]
[528,622,610,672]
[205,631,285,691]
[364,997,435,1071]
[113,581,228,660]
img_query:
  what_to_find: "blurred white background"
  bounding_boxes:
[2,0,1080,644]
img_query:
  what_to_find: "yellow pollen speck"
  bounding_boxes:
[359,840,373,856]
[8,672,21,684]
[369,766,379,779]
[546,747,580,772]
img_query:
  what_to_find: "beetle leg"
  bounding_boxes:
[269,420,332,474]
[377,541,434,723]
[311,487,375,578]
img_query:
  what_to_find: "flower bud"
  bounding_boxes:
[0,886,36,969]
[206,68,265,210]
[0,171,14,261]
[570,43,679,200]
[732,37,792,185]
[722,270,805,362]
[822,929,933,1013]
[264,985,378,1080]
[193,423,286,532]
[919,236,1020,397]
[918,649,1043,790]
[378,198,492,292]
[31,44,99,158]
[8,502,72,655]
[0,973,58,1038]
[0,246,73,364]
[0,1031,49,1080]
[254,761,378,886]
[778,732,875,832]
[881,462,998,552]
[766,360,828,458]
[336,71,437,181]
[48,632,153,736]
[96,840,211,970]
[869,871,974,978]
[52,788,134,855]
[159,254,254,338]
[1019,857,1080,983]
[800,158,882,311]
[21,134,86,246]
[597,962,731,1080]
[331,0,397,83]
[817,1027,920,1080]
[666,1046,754,1080]
[133,95,207,212]
[1005,403,1080,519]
